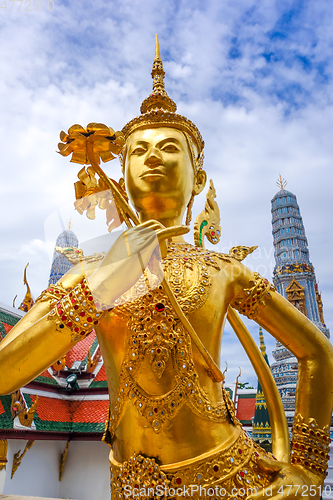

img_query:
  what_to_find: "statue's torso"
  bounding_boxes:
[96,243,239,464]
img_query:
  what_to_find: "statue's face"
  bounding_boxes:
[124,127,195,220]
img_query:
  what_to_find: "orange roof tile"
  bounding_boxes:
[66,330,96,367]
[2,322,13,335]
[39,369,54,379]
[30,395,109,424]
[31,395,70,422]
[0,400,5,416]
[236,397,256,421]
[71,399,109,423]
[94,364,107,382]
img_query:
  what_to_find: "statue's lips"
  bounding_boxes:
[139,170,166,179]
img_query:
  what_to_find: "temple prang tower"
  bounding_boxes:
[270,176,329,424]
[48,222,79,286]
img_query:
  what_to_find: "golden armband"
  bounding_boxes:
[230,272,275,320]
[47,279,108,342]
[35,283,72,305]
[291,414,330,477]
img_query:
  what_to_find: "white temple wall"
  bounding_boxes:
[0,439,110,500]
[59,440,110,500]
[2,439,66,498]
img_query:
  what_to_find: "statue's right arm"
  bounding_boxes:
[0,266,84,395]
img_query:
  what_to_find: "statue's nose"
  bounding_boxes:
[144,148,163,167]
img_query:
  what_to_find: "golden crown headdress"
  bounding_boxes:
[121,35,205,172]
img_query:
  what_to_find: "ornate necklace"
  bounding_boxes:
[108,244,231,436]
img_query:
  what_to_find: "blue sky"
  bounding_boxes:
[0,0,333,387]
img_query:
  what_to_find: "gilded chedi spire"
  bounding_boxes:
[259,327,267,357]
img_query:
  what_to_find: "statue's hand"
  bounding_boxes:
[88,221,189,306]
[249,456,323,500]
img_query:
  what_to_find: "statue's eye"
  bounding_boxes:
[131,146,146,155]
[162,144,179,153]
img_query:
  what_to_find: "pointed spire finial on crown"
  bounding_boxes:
[276,174,287,191]
[140,35,177,114]
[121,35,205,162]
[155,34,161,60]
[259,327,267,356]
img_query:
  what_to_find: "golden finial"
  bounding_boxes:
[155,33,161,60]
[140,35,177,114]
[18,263,34,312]
[259,327,267,356]
[276,174,287,190]
[67,218,72,231]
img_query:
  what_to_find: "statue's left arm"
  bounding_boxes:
[228,262,332,498]
[230,261,333,429]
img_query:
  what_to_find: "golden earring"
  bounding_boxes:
[185,193,195,226]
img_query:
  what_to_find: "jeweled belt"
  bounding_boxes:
[110,428,273,499]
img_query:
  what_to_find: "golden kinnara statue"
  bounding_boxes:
[0,36,332,500]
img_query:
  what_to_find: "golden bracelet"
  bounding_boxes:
[230,272,275,320]
[47,278,108,341]
[35,283,72,305]
[291,414,330,477]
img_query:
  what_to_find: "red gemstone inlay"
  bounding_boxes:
[238,449,242,454]
[154,408,158,413]
[240,471,244,478]
[80,331,86,336]
[74,305,79,310]
[87,317,92,322]
[80,311,85,317]
[157,349,161,354]
[59,309,63,315]
[74,327,79,333]
[61,315,67,321]
[155,303,165,312]
[213,465,219,472]
[94,321,98,325]
[176,478,182,485]
[71,299,75,304]
[211,231,215,236]
[67,321,73,327]
[88,296,93,301]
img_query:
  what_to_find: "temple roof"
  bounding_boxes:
[0,305,109,440]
